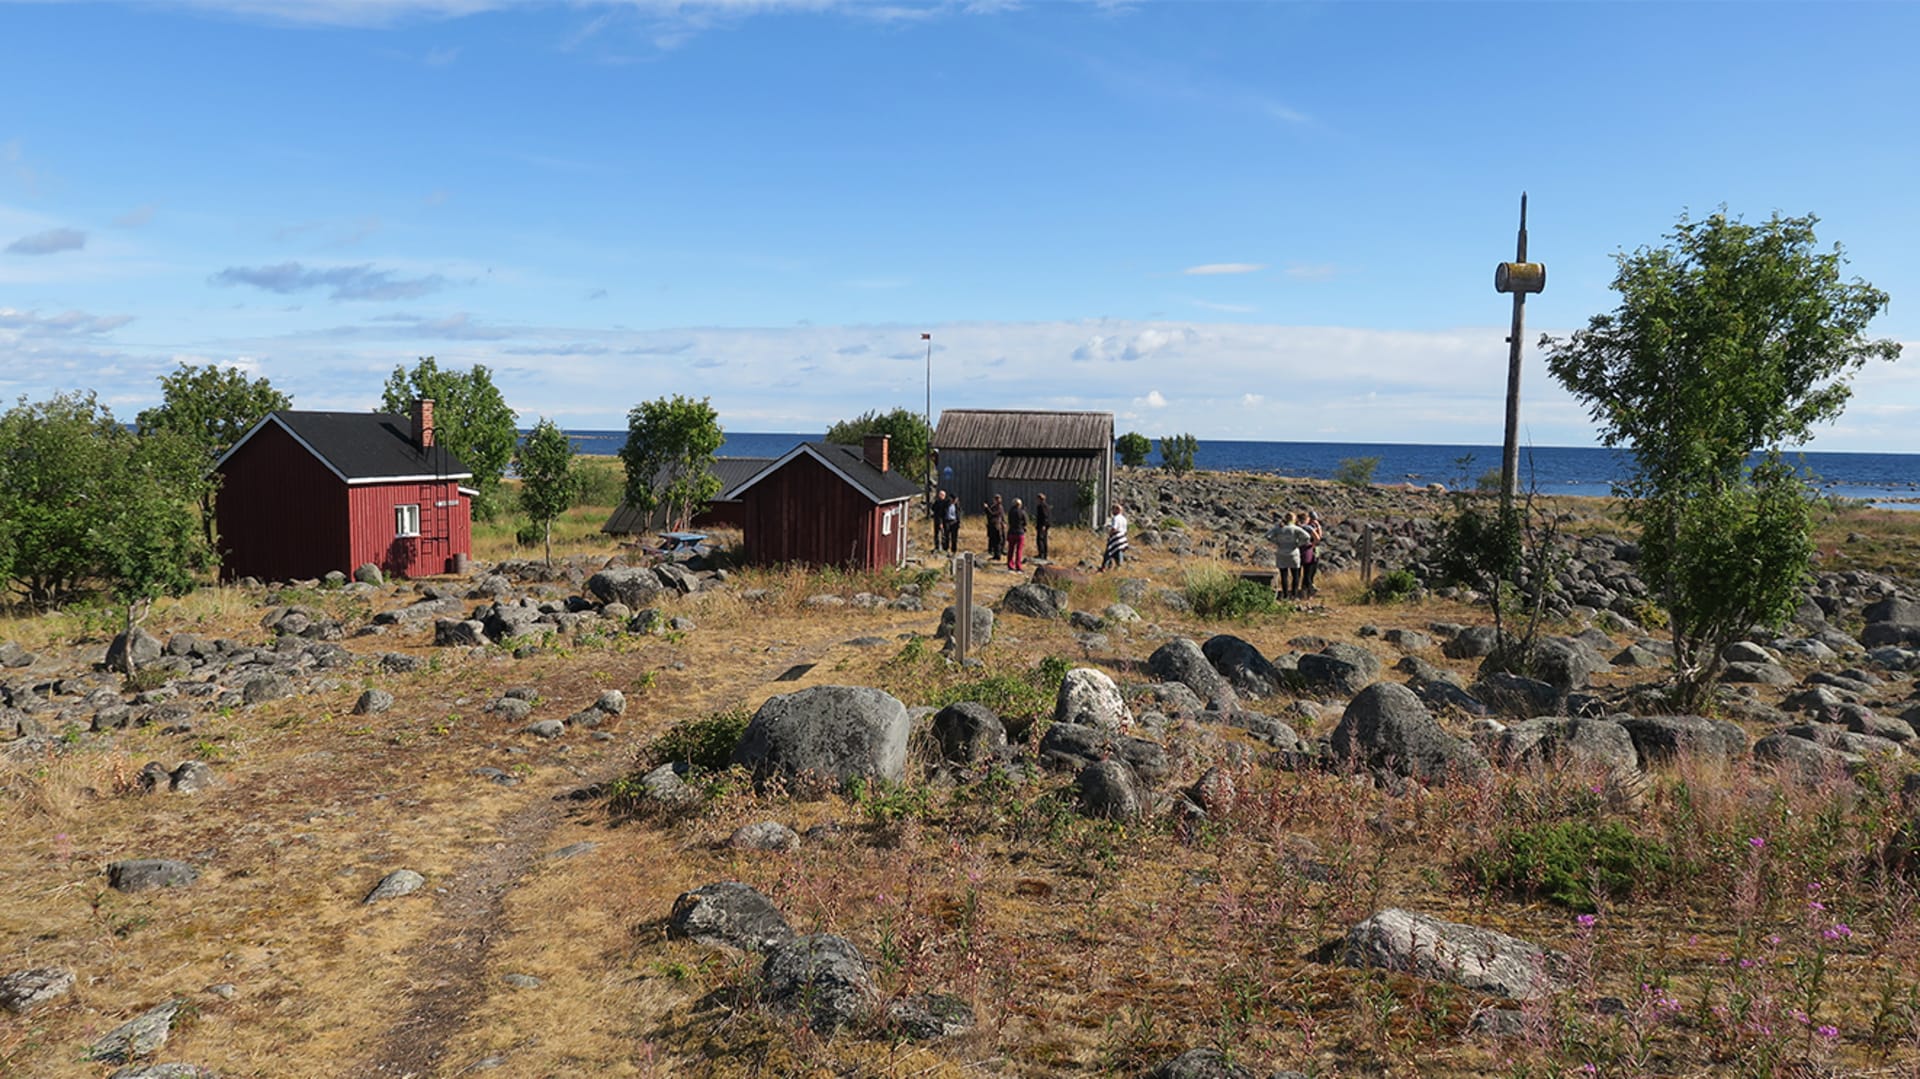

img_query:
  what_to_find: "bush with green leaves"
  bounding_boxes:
[1158,433,1199,474]
[1368,568,1421,602]
[1184,566,1280,620]
[647,707,752,771]
[1465,819,1674,912]
[381,356,518,521]
[1115,431,1152,469]
[620,394,725,532]
[825,406,931,480]
[1334,456,1381,488]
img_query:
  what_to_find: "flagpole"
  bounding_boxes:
[922,332,934,549]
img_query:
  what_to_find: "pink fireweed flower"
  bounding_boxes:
[1824,923,1853,941]
[1808,900,1827,912]
[1576,913,1598,929]
[1817,1024,1840,1040]
[1749,836,1766,850]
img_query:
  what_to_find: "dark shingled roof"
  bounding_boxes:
[600,456,772,535]
[933,409,1113,452]
[732,441,920,504]
[225,411,473,483]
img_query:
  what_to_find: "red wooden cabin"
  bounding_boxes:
[213,399,474,582]
[731,436,918,569]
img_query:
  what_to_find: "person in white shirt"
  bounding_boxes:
[1267,511,1313,598]
[1099,503,1129,571]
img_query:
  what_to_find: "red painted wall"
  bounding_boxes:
[739,452,908,569]
[215,422,350,581]
[216,421,473,581]
[347,481,472,577]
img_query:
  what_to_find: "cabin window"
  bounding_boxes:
[396,504,421,538]
[881,508,894,536]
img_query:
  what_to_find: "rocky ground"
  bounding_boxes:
[5,475,1920,1077]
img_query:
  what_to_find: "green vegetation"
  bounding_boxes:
[1115,431,1152,469]
[0,393,209,634]
[1544,209,1900,710]
[1367,568,1421,602]
[136,360,291,545]
[1464,819,1673,911]
[381,356,518,520]
[1183,566,1280,620]
[1334,455,1381,488]
[647,706,753,772]
[514,418,581,565]
[825,406,932,481]
[620,394,725,532]
[1158,433,1198,474]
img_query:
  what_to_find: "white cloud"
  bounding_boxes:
[1241,393,1263,406]
[6,227,87,255]
[1183,262,1263,276]
[1134,389,1168,409]
[1192,299,1254,314]
[113,203,157,228]
[1285,263,1338,280]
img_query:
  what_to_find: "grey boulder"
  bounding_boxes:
[108,859,198,893]
[0,967,74,1013]
[930,702,1007,764]
[1148,638,1230,702]
[1344,908,1563,1000]
[586,567,664,608]
[1000,582,1068,620]
[1329,682,1488,785]
[1052,667,1133,731]
[364,869,426,903]
[731,685,911,786]
[669,882,794,952]
[761,934,877,1032]
[88,999,183,1063]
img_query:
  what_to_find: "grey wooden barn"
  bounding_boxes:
[931,409,1114,527]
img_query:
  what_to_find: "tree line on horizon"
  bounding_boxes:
[0,209,1901,707]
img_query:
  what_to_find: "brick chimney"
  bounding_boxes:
[862,433,890,473]
[411,397,435,449]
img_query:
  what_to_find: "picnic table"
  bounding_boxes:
[658,531,709,555]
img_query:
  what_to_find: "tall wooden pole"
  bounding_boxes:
[1500,194,1530,514]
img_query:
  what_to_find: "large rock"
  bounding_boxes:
[669,882,794,952]
[1487,717,1639,777]
[1329,683,1488,785]
[364,869,426,903]
[88,999,183,1063]
[762,934,877,1032]
[105,627,164,671]
[107,859,198,893]
[586,567,664,609]
[1202,634,1287,698]
[930,702,1007,764]
[1000,582,1068,620]
[1148,638,1230,702]
[1344,909,1563,1000]
[1471,671,1561,718]
[0,967,74,1013]
[935,604,994,648]
[1443,625,1501,659]
[1296,643,1382,695]
[1531,637,1605,692]
[731,686,911,786]
[1052,668,1133,731]
[1617,715,1750,768]
[1753,731,1864,781]
[1076,758,1147,820]
[433,619,488,647]
[1038,723,1171,785]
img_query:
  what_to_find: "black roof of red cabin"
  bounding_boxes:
[216,410,473,483]
[732,441,920,503]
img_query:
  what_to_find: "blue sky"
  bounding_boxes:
[2,0,1915,448]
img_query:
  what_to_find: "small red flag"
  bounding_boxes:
[921,333,931,340]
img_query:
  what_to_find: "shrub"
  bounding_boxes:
[1368,568,1421,602]
[1465,819,1673,911]
[1159,433,1199,474]
[1184,566,1280,620]
[647,707,752,771]
[1334,456,1381,488]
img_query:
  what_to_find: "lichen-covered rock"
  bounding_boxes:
[1344,909,1563,1000]
[761,934,876,1032]
[669,882,793,952]
[88,999,183,1063]
[731,686,911,786]
[0,967,74,1014]
[1330,683,1488,785]
[1052,667,1133,731]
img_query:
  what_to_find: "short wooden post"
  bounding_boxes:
[1360,525,1375,586]
[952,553,974,663]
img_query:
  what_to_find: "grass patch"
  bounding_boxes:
[1183,565,1281,620]
[1463,819,1674,912]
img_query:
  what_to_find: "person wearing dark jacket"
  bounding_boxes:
[1006,498,1028,571]
[931,490,951,552]
[984,494,1006,560]
[1034,493,1051,560]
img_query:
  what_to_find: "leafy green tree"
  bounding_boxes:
[825,407,931,480]
[515,418,580,566]
[1334,456,1381,488]
[1115,431,1152,469]
[380,356,518,520]
[1158,433,1199,474]
[137,361,291,545]
[620,395,725,532]
[1544,209,1900,709]
[0,393,209,629]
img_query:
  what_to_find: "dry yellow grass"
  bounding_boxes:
[3,500,1919,1077]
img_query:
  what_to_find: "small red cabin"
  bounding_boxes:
[213,400,474,582]
[731,436,918,569]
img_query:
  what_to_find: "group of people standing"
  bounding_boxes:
[1266,510,1323,599]
[930,489,1050,572]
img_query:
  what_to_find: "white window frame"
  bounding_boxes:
[396,504,422,538]
[881,507,894,536]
